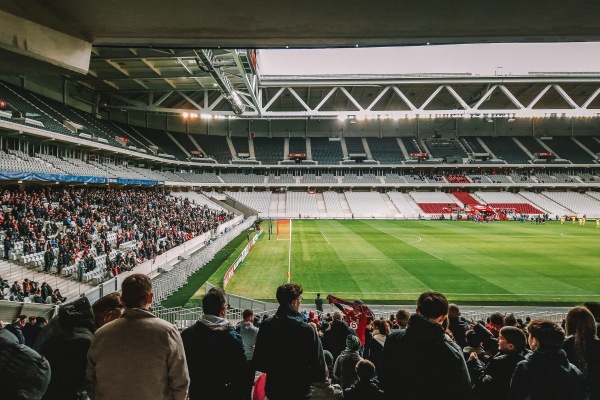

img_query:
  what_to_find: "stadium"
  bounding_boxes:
[1,2,600,399]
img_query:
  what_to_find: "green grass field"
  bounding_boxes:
[215,219,600,305]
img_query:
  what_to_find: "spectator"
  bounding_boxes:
[238,308,259,362]
[322,311,355,361]
[395,309,410,330]
[34,297,96,400]
[343,360,385,400]
[448,303,470,348]
[0,327,51,400]
[181,287,251,400]
[583,302,600,337]
[91,292,124,329]
[333,334,362,390]
[563,306,600,400]
[87,274,189,400]
[40,282,53,302]
[367,319,389,372]
[315,293,324,313]
[253,283,326,400]
[309,350,344,399]
[23,316,47,347]
[486,312,505,338]
[5,314,27,344]
[379,291,472,400]
[469,326,527,400]
[509,319,589,400]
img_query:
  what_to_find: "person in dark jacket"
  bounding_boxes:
[379,291,472,400]
[322,311,355,361]
[0,328,51,400]
[508,319,589,400]
[343,359,385,400]
[563,306,600,400]
[469,326,527,400]
[181,287,251,400]
[448,303,471,348]
[253,283,326,400]
[33,297,96,400]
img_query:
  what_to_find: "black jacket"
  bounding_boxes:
[322,319,355,361]
[253,304,326,400]
[33,297,96,400]
[379,313,472,400]
[343,380,385,400]
[563,337,600,400]
[469,351,524,400]
[181,316,250,400]
[508,348,589,400]
[449,316,471,348]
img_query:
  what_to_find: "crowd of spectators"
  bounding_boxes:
[2,280,600,400]
[0,186,233,299]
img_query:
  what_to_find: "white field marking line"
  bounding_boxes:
[369,224,443,260]
[320,228,331,245]
[337,258,443,261]
[560,232,596,241]
[302,291,600,297]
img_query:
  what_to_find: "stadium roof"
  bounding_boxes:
[1,2,600,120]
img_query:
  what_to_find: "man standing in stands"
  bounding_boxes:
[181,287,251,400]
[253,283,326,400]
[87,274,189,400]
[379,291,471,400]
[322,311,356,361]
[315,293,324,313]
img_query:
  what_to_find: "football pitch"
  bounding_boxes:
[214,219,600,305]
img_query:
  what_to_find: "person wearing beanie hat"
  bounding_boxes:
[333,335,363,390]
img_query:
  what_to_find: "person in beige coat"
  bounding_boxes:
[87,274,189,400]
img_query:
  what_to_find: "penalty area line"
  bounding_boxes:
[320,228,331,245]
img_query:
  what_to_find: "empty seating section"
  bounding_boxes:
[271,174,296,184]
[171,132,202,156]
[543,137,595,163]
[344,192,391,216]
[578,172,600,183]
[225,191,271,213]
[410,191,458,213]
[342,174,380,184]
[461,137,487,154]
[367,137,404,164]
[400,137,421,154]
[542,191,600,215]
[586,191,600,203]
[175,172,221,184]
[113,122,158,150]
[387,192,420,216]
[474,191,544,214]
[193,135,232,164]
[323,191,344,214]
[468,174,493,183]
[516,137,546,156]
[220,173,264,184]
[383,174,408,183]
[453,191,482,206]
[300,173,337,184]
[345,137,366,154]
[289,137,307,154]
[231,136,250,156]
[253,137,284,164]
[518,192,573,216]
[425,139,468,159]
[486,174,513,184]
[481,137,530,164]
[286,192,319,215]
[404,174,428,183]
[310,138,343,164]
[576,137,600,156]
[132,126,187,159]
[0,82,71,135]
[510,174,536,183]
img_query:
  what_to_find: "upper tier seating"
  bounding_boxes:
[231,136,250,156]
[461,137,487,154]
[220,173,264,184]
[543,137,596,164]
[425,138,468,160]
[310,138,343,164]
[193,135,232,164]
[367,137,405,164]
[289,137,307,154]
[253,137,284,164]
[345,137,366,154]
[131,126,187,160]
[575,137,600,156]
[400,137,422,154]
[516,137,546,157]
[383,174,408,184]
[481,137,530,164]
[300,173,337,184]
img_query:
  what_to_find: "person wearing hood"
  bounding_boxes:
[86,274,189,400]
[182,287,251,400]
[0,327,51,399]
[322,311,356,362]
[253,283,326,400]
[333,334,363,390]
[508,319,589,400]
[379,291,472,400]
[343,360,385,400]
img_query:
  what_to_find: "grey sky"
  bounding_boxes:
[257,43,600,77]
